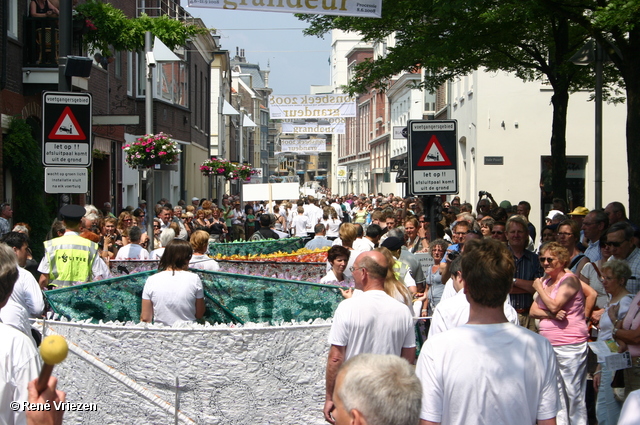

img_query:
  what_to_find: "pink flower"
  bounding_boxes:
[217,168,225,173]
[158,151,166,156]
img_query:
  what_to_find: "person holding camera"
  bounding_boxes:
[477,191,498,218]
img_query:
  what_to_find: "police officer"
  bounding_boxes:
[38,205,107,289]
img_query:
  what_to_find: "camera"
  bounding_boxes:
[479,191,488,197]
[447,250,460,261]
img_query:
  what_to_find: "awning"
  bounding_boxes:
[222,100,239,116]
[243,115,257,128]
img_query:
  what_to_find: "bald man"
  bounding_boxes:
[323,250,416,424]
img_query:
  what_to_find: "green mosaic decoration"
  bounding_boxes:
[44,269,344,325]
[195,270,343,323]
[207,237,305,257]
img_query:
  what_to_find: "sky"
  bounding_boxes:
[184,6,333,95]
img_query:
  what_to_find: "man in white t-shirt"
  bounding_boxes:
[292,207,310,237]
[0,232,45,347]
[415,238,559,425]
[324,250,415,424]
[0,243,42,425]
[114,226,150,260]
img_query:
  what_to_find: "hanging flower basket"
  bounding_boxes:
[200,157,256,181]
[123,133,181,169]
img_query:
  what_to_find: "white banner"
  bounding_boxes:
[280,138,327,153]
[269,94,356,119]
[337,166,348,180]
[280,119,345,135]
[188,0,382,18]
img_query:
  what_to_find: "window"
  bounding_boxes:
[137,52,146,97]
[127,52,133,95]
[158,61,188,107]
[7,0,18,38]
[115,52,122,78]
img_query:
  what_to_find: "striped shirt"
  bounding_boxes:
[510,248,544,311]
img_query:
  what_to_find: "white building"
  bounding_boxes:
[449,69,627,238]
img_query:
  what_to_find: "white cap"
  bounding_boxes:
[546,209,563,220]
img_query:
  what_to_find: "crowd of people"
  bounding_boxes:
[3,191,640,424]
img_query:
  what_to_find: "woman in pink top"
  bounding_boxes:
[530,241,588,425]
[612,290,640,397]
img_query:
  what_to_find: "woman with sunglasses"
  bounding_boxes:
[530,241,589,425]
[116,211,134,246]
[557,220,590,276]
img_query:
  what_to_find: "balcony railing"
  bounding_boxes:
[137,0,197,25]
[24,17,85,68]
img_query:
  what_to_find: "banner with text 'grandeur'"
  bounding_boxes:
[280,138,327,153]
[280,118,346,134]
[188,0,382,18]
[269,94,356,119]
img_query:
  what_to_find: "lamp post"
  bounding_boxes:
[221,100,240,208]
[571,39,603,209]
[238,108,257,206]
[144,32,155,250]
[142,33,181,249]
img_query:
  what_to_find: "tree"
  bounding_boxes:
[299,0,616,204]
[3,118,54,259]
[74,0,207,56]
[539,0,640,222]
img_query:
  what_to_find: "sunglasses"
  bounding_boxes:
[539,257,556,264]
[605,241,623,247]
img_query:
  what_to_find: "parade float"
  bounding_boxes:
[40,241,338,424]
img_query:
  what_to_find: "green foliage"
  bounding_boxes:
[298,0,626,203]
[591,0,640,32]
[3,118,54,259]
[298,0,616,96]
[75,0,208,56]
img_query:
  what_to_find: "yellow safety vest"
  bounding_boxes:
[393,258,410,282]
[44,234,99,287]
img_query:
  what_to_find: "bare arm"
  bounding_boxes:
[324,344,346,424]
[140,299,153,323]
[439,261,450,288]
[38,273,49,290]
[581,281,597,318]
[421,420,440,425]
[538,419,557,425]
[401,346,416,365]
[529,299,566,321]
[532,274,580,314]
[511,278,535,294]
[195,298,205,319]
[615,325,640,345]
